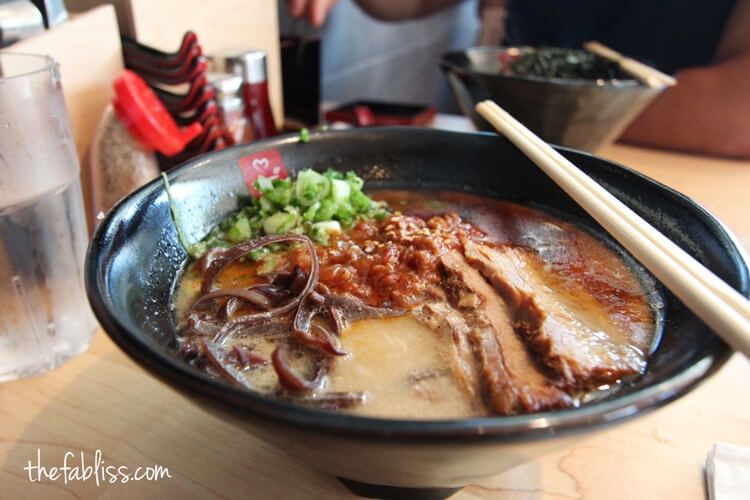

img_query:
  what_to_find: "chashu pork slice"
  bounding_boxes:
[412,301,488,415]
[463,239,653,388]
[437,251,572,414]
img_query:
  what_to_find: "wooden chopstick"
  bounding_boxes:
[476,99,750,358]
[480,100,749,319]
[584,41,677,88]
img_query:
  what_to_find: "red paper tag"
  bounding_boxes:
[353,105,376,127]
[237,149,288,197]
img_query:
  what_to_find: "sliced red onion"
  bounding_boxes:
[181,312,222,338]
[324,293,406,321]
[185,235,406,401]
[270,269,295,288]
[251,284,292,303]
[272,344,327,392]
[307,290,326,305]
[287,265,308,296]
[212,313,291,344]
[179,339,201,361]
[197,247,226,274]
[200,339,253,389]
[293,323,347,356]
[293,294,320,339]
[212,320,292,344]
[200,235,315,295]
[280,391,367,410]
[198,286,274,310]
[192,234,319,342]
[232,345,269,368]
[326,306,346,336]
[218,297,242,320]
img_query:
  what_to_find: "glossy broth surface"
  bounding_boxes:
[173,191,661,418]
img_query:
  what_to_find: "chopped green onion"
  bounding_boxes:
[256,175,273,192]
[330,179,351,205]
[263,211,292,235]
[225,214,251,242]
[351,190,371,212]
[313,220,342,234]
[303,201,321,221]
[295,169,330,207]
[315,199,336,221]
[162,173,202,259]
[260,254,280,273]
[185,168,390,257]
[310,225,330,245]
[374,209,390,221]
[345,171,364,191]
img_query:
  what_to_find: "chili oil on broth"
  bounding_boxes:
[171,190,662,419]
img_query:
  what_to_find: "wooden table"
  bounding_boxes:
[2,138,749,499]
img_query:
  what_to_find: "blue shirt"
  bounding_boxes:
[505,0,737,74]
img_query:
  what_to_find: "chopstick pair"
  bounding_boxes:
[475,99,750,358]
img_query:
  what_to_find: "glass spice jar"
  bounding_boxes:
[208,72,253,146]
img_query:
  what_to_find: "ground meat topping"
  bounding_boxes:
[258,214,481,308]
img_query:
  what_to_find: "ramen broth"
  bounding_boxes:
[173,190,660,419]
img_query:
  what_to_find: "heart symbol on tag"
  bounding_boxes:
[252,158,269,171]
[238,149,288,198]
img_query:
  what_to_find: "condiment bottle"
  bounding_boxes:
[222,50,277,138]
[89,69,202,216]
[208,72,253,146]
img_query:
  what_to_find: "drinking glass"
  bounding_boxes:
[0,53,96,381]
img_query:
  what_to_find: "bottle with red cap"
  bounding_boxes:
[89,69,203,217]
[112,69,203,155]
[219,49,277,139]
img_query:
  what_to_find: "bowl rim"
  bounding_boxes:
[86,127,736,444]
[440,45,648,89]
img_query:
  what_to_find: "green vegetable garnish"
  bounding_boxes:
[507,47,620,80]
[299,127,310,143]
[162,172,203,259]
[178,168,389,257]
[295,169,330,206]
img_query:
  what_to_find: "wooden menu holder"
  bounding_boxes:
[67,0,284,130]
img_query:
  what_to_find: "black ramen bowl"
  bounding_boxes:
[440,46,667,152]
[85,128,745,498]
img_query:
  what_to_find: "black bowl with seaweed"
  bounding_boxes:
[440,46,668,152]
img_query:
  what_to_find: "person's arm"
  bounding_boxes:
[285,0,465,27]
[619,0,750,158]
[477,0,508,46]
[286,0,339,28]
[350,0,466,21]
